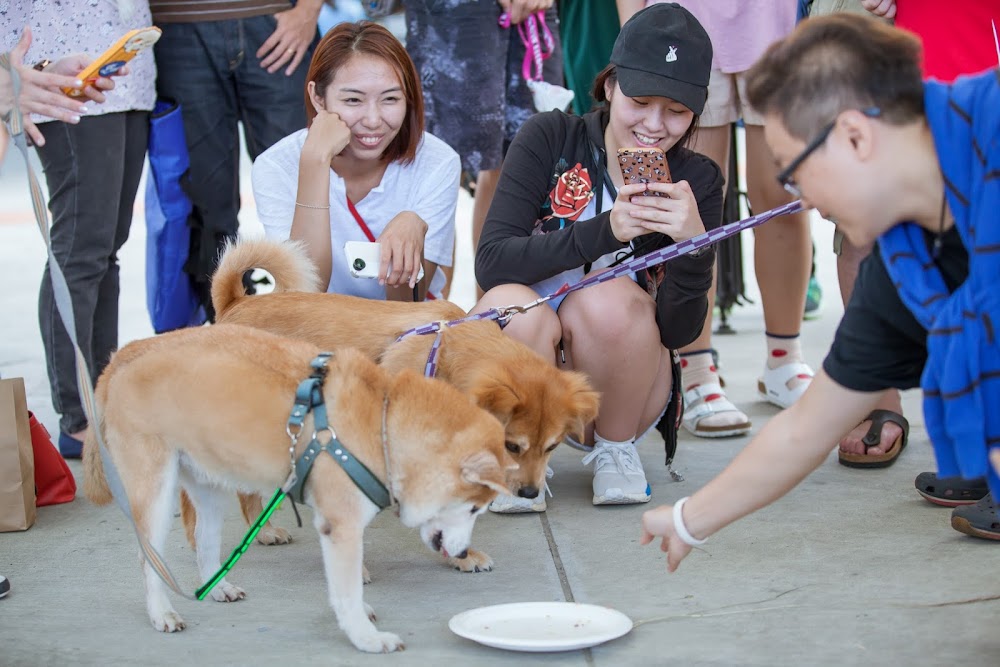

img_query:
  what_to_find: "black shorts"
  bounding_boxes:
[405,0,564,173]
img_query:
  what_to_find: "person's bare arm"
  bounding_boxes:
[289,110,351,287]
[616,0,645,25]
[641,370,882,571]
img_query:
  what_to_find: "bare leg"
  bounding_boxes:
[559,279,669,442]
[677,125,751,436]
[682,124,731,356]
[471,169,501,299]
[745,125,813,406]
[745,125,811,337]
[472,284,562,363]
[439,242,456,300]
[836,236,904,455]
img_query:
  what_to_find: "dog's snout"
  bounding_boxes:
[518,485,539,499]
[431,531,443,552]
[454,549,469,560]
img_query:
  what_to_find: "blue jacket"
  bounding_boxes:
[878,68,1000,496]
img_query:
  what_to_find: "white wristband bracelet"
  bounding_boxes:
[673,496,707,546]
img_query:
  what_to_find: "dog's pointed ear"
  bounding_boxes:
[461,451,514,496]
[468,368,520,426]
[562,371,601,441]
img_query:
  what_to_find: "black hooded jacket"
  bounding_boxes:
[474,108,724,349]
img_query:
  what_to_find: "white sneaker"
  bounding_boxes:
[489,468,553,514]
[582,441,651,505]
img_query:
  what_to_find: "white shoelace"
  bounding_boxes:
[582,441,643,475]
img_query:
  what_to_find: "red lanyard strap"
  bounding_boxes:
[346,196,376,242]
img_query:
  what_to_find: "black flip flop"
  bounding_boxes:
[839,409,909,469]
[915,472,988,507]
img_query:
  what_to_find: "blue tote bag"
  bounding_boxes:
[144,98,206,333]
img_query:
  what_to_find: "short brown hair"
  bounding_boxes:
[745,14,925,141]
[305,21,424,165]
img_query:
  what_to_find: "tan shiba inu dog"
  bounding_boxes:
[83,324,511,653]
[187,239,599,572]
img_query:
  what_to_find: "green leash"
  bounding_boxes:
[194,353,392,600]
[195,487,286,600]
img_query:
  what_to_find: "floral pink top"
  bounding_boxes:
[1,0,156,122]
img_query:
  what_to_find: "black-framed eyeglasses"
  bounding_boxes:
[776,107,881,199]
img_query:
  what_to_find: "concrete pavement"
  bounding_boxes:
[1,143,996,666]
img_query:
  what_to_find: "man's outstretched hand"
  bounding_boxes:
[640,504,693,573]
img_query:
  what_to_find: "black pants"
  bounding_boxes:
[37,111,149,434]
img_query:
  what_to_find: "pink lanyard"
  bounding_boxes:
[499,11,555,82]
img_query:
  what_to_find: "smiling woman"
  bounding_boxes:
[251,21,459,301]
[472,3,723,511]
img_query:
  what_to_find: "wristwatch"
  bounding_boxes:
[33,59,52,72]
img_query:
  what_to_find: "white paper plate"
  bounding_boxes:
[448,602,633,652]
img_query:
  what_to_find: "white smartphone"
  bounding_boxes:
[344,241,424,281]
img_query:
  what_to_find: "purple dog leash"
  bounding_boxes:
[400,200,804,377]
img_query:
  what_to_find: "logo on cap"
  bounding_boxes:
[665,46,678,63]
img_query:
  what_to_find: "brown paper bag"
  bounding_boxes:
[0,378,36,531]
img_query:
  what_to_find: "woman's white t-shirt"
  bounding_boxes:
[252,129,460,299]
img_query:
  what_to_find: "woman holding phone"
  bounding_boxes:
[474,3,723,510]
[252,21,459,301]
[2,3,154,460]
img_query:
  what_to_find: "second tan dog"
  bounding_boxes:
[185,238,600,572]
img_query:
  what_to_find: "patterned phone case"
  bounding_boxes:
[617,147,671,195]
[62,27,162,98]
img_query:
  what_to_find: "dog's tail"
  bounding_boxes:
[211,238,322,317]
[82,419,113,506]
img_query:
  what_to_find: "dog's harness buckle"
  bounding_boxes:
[282,354,392,513]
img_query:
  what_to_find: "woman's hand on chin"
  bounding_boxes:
[303,109,351,162]
[377,212,428,288]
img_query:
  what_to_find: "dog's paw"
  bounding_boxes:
[256,525,292,545]
[150,611,186,633]
[353,631,405,653]
[362,564,372,584]
[364,602,377,622]
[450,548,494,573]
[210,581,247,602]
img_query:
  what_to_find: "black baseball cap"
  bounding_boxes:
[610,3,713,114]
